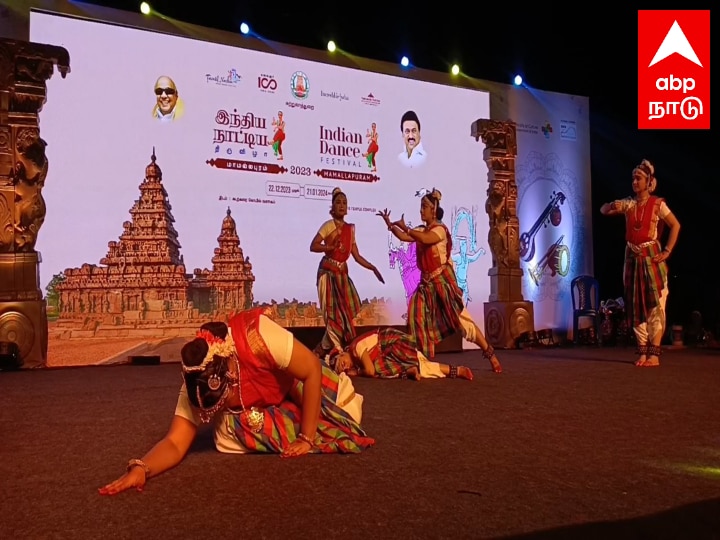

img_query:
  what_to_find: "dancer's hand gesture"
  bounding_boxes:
[392,214,408,233]
[376,209,392,228]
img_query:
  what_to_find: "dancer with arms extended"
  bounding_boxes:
[331,327,474,381]
[378,189,502,373]
[310,188,384,356]
[600,159,680,367]
[99,307,373,496]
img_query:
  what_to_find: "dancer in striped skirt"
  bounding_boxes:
[600,159,680,367]
[310,187,384,357]
[378,189,502,373]
[331,327,474,380]
[99,307,373,496]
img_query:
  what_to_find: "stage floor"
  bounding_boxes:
[1,345,719,539]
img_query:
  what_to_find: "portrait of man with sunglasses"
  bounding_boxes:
[152,76,184,122]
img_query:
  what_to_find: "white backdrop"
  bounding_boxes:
[30,11,491,329]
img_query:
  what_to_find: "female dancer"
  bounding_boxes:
[600,159,680,367]
[99,307,373,496]
[271,111,285,160]
[363,123,379,172]
[310,187,384,356]
[377,189,502,373]
[331,327,474,381]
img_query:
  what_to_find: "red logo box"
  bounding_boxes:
[637,10,710,130]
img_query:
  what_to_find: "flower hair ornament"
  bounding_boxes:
[182,328,237,423]
[634,159,657,192]
[182,329,237,374]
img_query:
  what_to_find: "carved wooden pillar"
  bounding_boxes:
[0,39,70,368]
[471,119,534,348]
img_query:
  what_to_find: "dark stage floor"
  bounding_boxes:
[1,345,719,539]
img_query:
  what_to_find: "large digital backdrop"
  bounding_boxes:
[30,10,493,364]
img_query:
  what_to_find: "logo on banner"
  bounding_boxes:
[321,90,349,102]
[208,109,290,176]
[637,10,710,129]
[290,71,310,100]
[559,120,577,141]
[258,74,277,93]
[315,123,380,183]
[206,69,242,87]
[361,93,381,106]
[541,122,553,139]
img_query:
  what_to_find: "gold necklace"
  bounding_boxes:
[633,197,649,231]
[228,357,265,433]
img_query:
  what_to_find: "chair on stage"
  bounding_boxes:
[571,275,601,346]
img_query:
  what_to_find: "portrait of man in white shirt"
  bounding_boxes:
[152,75,185,123]
[397,110,427,169]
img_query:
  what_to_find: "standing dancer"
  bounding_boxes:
[377,188,502,373]
[362,123,379,173]
[310,187,385,356]
[331,327,474,381]
[271,111,285,160]
[600,159,680,367]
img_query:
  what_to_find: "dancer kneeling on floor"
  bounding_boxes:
[99,307,373,496]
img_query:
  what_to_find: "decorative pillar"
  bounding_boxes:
[0,39,70,368]
[471,119,534,348]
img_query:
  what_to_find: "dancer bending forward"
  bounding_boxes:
[99,307,373,496]
[378,188,502,373]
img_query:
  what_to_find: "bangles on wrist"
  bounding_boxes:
[296,432,315,447]
[127,458,150,476]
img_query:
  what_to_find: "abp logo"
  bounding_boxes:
[637,10,710,130]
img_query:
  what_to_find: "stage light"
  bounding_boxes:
[327,40,336,52]
[514,74,523,86]
[400,56,409,67]
[139,2,150,15]
[451,64,460,76]
[240,22,249,35]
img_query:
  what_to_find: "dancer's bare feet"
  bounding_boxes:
[634,355,647,366]
[404,366,420,380]
[458,366,474,380]
[480,341,502,373]
[489,356,502,373]
[639,358,660,367]
[639,344,661,367]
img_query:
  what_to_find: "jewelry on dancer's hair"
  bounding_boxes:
[183,328,237,423]
[182,329,236,374]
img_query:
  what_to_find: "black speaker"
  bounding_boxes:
[0,341,23,371]
[129,355,161,366]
